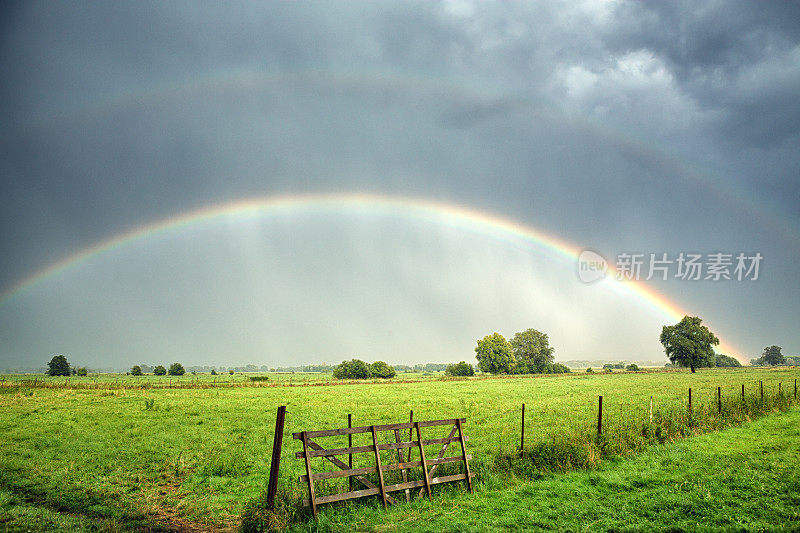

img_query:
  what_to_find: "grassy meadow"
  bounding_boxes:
[1,367,798,531]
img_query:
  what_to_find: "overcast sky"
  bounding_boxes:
[1,1,798,369]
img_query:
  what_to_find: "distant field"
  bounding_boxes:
[1,367,798,531]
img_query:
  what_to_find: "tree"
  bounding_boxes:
[46,355,70,376]
[445,361,475,377]
[76,367,88,376]
[625,363,640,372]
[761,345,785,366]
[475,333,515,374]
[369,361,396,379]
[153,365,167,376]
[168,363,185,376]
[333,359,372,379]
[659,316,719,373]
[131,365,143,376]
[510,328,554,374]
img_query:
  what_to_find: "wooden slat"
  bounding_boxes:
[394,428,410,503]
[301,432,317,518]
[296,435,469,458]
[371,425,388,509]
[457,418,473,493]
[416,422,432,499]
[292,418,466,439]
[303,473,476,506]
[418,424,459,498]
[299,454,472,482]
[303,438,397,505]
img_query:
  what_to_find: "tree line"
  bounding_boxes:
[42,318,793,380]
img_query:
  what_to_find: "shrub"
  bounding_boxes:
[153,365,167,376]
[541,363,571,374]
[333,359,372,379]
[229,370,234,375]
[586,367,593,373]
[131,365,143,376]
[369,361,396,379]
[445,361,475,377]
[76,367,88,376]
[626,364,640,371]
[210,369,217,375]
[168,363,185,376]
[249,376,270,382]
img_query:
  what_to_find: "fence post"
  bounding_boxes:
[779,382,782,397]
[597,396,603,437]
[717,386,721,414]
[649,396,653,424]
[795,379,797,400]
[348,414,353,493]
[267,405,286,509]
[741,383,745,403]
[760,381,764,404]
[688,388,692,418]
[407,410,414,462]
[520,403,525,456]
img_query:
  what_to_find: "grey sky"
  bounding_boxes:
[1,1,798,368]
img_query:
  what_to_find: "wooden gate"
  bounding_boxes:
[293,417,473,518]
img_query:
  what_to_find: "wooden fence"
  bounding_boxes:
[293,417,473,518]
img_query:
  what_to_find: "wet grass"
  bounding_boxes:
[0,367,798,531]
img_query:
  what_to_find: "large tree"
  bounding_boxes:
[475,333,515,374]
[659,316,719,373]
[46,355,71,376]
[510,328,555,374]
[168,363,185,376]
[760,345,785,366]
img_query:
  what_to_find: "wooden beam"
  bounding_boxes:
[416,422,432,499]
[371,425,388,509]
[292,418,466,439]
[301,431,317,519]
[456,418,473,493]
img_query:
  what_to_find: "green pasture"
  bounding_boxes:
[0,367,798,531]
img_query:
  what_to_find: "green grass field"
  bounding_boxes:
[1,367,798,531]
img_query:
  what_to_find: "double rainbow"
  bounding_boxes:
[0,192,744,362]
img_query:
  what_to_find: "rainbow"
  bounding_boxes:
[0,192,744,362]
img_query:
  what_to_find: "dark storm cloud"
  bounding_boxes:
[601,1,800,149]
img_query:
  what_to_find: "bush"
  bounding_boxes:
[76,367,88,376]
[369,361,396,379]
[168,363,185,376]
[333,359,372,379]
[626,364,640,372]
[229,370,234,375]
[153,365,167,376]
[131,365,143,376]
[541,363,571,374]
[586,367,593,373]
[249,376,270,382]
[445,361,475,377]
[210,369,217,375]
